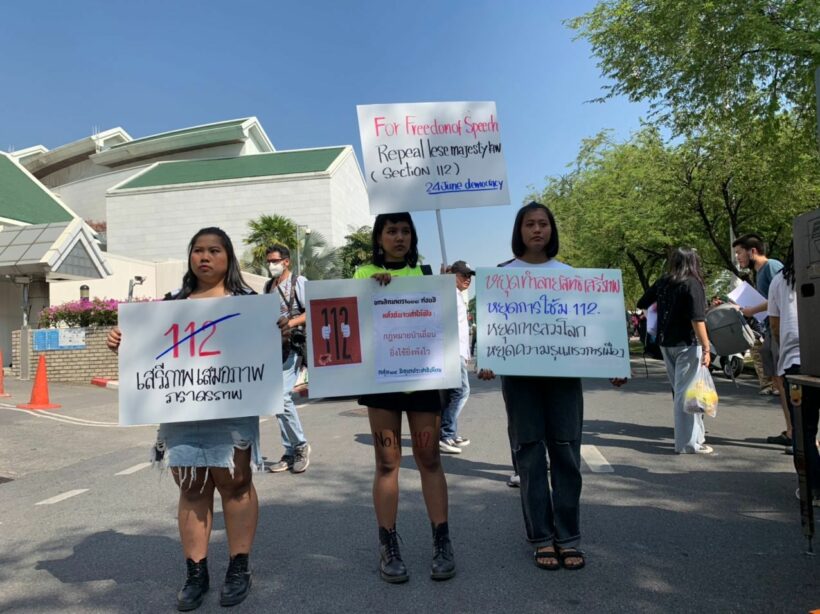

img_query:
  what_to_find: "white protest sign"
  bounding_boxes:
[726,281,767,322]
[118,294,283,425]
[476,267,631,378]
[305,276,461,397]
[356,101,510,214]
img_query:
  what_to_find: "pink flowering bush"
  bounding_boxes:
[39,298,121,328]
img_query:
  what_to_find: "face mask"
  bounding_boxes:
[268,262,285,278]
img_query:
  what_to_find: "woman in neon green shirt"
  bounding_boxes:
[354,212,455,584]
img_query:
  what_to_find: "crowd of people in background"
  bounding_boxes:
[105,206,817,612]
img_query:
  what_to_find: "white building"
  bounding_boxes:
[105,145,367,262]
[1,118,371,367]
[18,117,370,296]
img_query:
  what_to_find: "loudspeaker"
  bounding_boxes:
[794,208,820,376]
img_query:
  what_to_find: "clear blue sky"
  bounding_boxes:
[0,0,647,269]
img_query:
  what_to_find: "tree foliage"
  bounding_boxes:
[568,0,820,137]
[338,225,373,278]
[299,230,340,280]
[534,118,820,305]
[244,214,298,273]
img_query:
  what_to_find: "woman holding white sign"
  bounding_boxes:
[107,227,265,610]
[353,212,456,584]
[479,202,626,572]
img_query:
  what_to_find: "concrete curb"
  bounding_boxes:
[90,378,119,390]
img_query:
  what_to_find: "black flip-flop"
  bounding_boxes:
[534,546,560,571]
[557,547,585,570]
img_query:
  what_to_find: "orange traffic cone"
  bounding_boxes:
[17,354,60,410]
[0,351,10,398]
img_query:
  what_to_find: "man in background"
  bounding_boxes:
[265,244,311,473]
[733,233,789,448]
[439,261,474,454]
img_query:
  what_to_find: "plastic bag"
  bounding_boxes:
[683,364,718,417]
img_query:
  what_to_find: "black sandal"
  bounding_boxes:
[557,547,585,570]
[534,545,560,571]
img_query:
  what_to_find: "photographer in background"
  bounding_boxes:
[264,244,311,474]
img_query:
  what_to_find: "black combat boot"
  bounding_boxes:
[177,557,209,611]
[430,522,456,581]
[219,553,252,607]
[378,526,409,583]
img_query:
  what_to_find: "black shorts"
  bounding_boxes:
[357,390,445,413]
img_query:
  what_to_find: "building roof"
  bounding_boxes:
[91,117,274,168]
[0,218,112,280]
[18,128,132,178]
[0,153,76,225]
[112,147,347,191]
[110,118,249,149]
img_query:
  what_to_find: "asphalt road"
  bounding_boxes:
[0,357,817,613]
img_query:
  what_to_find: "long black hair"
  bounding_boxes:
[511,201,560,259]
[665,247,704,286]
[177,227,250,298]
[783,240,795,289]
[371,212,419,268]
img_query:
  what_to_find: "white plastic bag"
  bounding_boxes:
[646,303,658,337]
[684,364,718,417]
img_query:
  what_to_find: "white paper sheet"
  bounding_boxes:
[727,281,767,322]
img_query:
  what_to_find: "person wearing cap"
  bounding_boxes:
[440,260,474,454]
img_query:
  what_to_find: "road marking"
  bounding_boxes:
[581,445,614,473]
[1,404,147,428]
[35,489,89,505]
[115,462,152,475]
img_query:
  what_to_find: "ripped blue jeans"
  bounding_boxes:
[501,375,584,547]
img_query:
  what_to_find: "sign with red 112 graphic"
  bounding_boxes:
[304,277,461,398]
[309,297,362,367]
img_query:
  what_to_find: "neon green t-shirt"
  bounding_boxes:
[353,263,423,279]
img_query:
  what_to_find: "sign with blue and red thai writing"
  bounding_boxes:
[117,294,283,425]
[476,267,631,378]
[357,101,510,214]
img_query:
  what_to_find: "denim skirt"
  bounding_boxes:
[153,416,263,476]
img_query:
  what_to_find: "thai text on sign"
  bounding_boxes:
[305,276,460,398]
[372,292,445,382]
[118,294,283,425]
[476,268,631,378]
[356,101,510,214]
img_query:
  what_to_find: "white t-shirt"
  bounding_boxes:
[456,288,470,359]
[270,273,307,319]
[505,258,572,270]
[767,272,800,375]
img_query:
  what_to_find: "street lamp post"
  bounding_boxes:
[128,276,146,302]
[296,225,311,278]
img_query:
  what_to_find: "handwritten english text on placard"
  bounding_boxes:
[356,101,510,214]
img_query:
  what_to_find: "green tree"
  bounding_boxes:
[244,214,297,273]
[534,118,820,304]
[298,230,340,280]
[671,113,820,279]
[536,127,704,304]
[338,225,373,278]
[568,0,820,138]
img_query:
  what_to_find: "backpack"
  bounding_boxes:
[705,304,756,355]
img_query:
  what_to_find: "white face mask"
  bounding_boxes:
[268,262,285,278]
